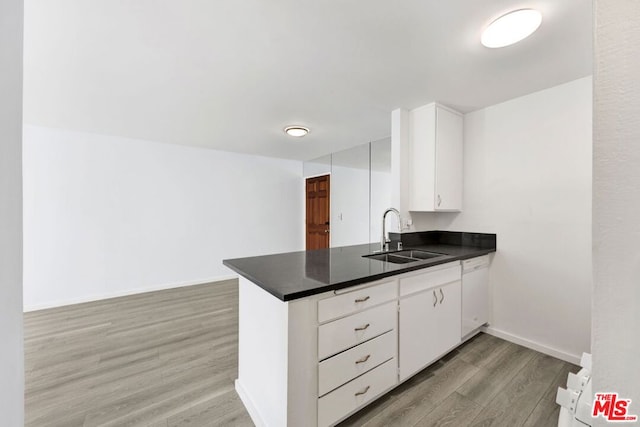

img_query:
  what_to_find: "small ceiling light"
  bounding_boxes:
[284,126,309,137]
[481,9,542,48]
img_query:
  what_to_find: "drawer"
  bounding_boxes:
[318,301,396,360]
[399,262,461,297]
[318,358,397,427]
[318,280,397,323]
[318,330,396,396]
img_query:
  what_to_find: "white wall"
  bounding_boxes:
[414,77,593,363]
[0,0,24,422]
[593,0,640,417]
[23,125,303,310]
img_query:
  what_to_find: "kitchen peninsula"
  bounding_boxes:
[223,231,496,427]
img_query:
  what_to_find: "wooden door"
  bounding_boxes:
[306,175,330,250]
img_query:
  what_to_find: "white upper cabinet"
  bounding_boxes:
[409,103,463,212]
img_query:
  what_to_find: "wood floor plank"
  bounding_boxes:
[338,365,442,427]
[467,353,567,427]
[27,357,165,425]
[82,372,232,427]
[522,361,580,427]
[414,392,483,427]
[338,391,401,427]
[360,357,480,427]
[455,334,513,368]
[456,342,536,407]
[167,389,253,427]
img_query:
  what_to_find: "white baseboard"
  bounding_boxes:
[23,274,238,312]
[482,326,582,365]
[235,379,266,427]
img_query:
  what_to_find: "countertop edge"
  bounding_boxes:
[224,247,495,302]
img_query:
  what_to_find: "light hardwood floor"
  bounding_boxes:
[25,280,577,427]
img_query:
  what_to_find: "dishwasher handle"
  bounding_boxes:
[462,256,490,273]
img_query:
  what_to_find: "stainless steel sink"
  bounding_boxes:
[393,250,444,260]
[363,249,446,264]
[364,253,419,264]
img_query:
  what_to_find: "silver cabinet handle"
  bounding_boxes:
[355,296,370,303]
[439,289,444,304]
[433,290,437,307]
[355,354,371,364]
[355,385,370,396]
[437,194,442,206]
[354,323,370,331]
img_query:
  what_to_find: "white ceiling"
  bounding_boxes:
[23,0,592,161]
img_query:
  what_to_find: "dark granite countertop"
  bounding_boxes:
[223,231,496,301]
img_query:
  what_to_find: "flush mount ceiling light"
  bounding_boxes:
[481,9,542,48]
[284,126,309,137]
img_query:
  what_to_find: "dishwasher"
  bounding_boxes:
[461,255,490,338]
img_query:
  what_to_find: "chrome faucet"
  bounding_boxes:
[381,207,401,252]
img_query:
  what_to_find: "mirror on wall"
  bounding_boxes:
[369,137,394,243]
[330,143,370,247]
[303,137,393,249]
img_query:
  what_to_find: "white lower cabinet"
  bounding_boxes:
[237,259,490,427]
[399,269,462,381]
[318,359,397,427]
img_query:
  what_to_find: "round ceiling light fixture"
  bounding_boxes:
[284,126,309,137]
[481,9,542,48]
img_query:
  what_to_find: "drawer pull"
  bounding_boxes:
[355,354,371,364]
[354,323,370,331]
[355,385,370,396]
[354,296,371,303]
[433,290,437,307]
[439,288,444,304]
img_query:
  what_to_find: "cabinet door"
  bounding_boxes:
[408,103,437,211]
[462,266,489,337]
[399,280,461,381]
[434,107,463,211]
[437,280,462,355]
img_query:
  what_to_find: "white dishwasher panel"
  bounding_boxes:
[461,258,489,337]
